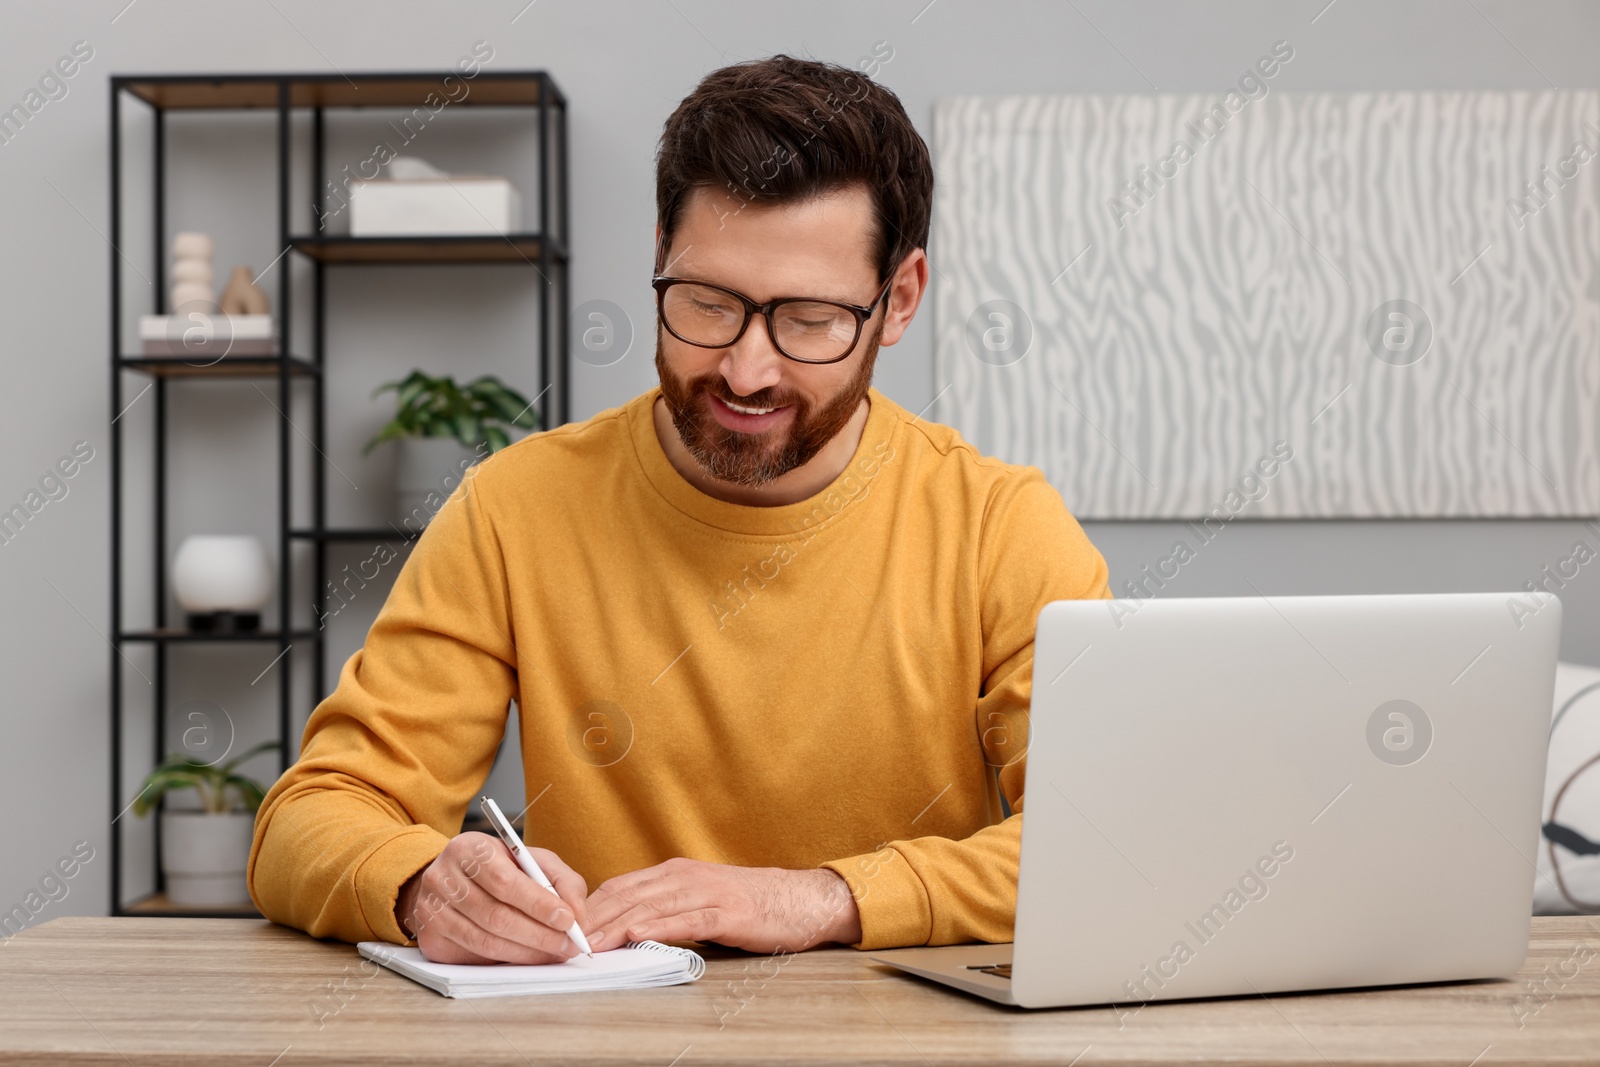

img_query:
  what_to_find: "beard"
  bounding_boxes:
[654,319,883,488]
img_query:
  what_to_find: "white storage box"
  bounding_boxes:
[140,313,276,357]
[349,177,521,237]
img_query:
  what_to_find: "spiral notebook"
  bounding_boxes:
[356,940,706,999]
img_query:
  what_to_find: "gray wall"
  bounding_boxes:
[2,0,1595,923]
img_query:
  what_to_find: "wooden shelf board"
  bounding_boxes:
[289,233,559,264]
[118,629,319,643]
[118,73,551,111]
[122,892,261,918]
[290,527,424,543]
[120,356,316,378]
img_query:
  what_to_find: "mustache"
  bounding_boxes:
[701,383,796,409]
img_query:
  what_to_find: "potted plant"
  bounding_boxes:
[363,372,540,523]
[133,740,279,907]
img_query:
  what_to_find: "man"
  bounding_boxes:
[248,54,1110,965]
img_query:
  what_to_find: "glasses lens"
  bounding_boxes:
[772,301,859,362]
[661,283,745,346]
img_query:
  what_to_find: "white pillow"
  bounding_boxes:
[1533,661,1600,915]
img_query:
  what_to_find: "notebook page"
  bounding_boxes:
[357,940,705,997]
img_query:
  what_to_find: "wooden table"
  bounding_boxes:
[3,917,1598,1065]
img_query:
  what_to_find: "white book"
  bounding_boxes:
[356,940,706,999]
[138,314,278,357]
[139,314,275,339]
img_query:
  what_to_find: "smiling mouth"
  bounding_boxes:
[709,391,789,418]
[721,398,781,415]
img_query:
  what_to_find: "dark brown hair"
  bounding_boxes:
[655,54,932,284]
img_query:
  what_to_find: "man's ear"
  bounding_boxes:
[877,248,930,348]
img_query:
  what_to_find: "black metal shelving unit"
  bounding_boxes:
[108,71,569,917]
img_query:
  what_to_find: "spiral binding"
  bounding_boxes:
[627,939,708,981]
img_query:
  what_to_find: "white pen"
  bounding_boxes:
[479,795,594,958]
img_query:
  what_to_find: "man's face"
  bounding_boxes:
[654,184,887,488]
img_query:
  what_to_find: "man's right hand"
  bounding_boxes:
[394,831,590,964]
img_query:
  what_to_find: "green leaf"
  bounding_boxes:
[394,371,435,410]
[133,739,280,816]
[474,379,539,430]
[148,753,211,776]
[362,423,404,456]
[219,739,280,777]
[393,373,429,406]
[453,413,483,450]
[364,371,539,454]
[224,774,268,814]
[131,769,208,817]
[480,388,530,426]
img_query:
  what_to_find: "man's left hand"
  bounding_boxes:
[581,858,862,953]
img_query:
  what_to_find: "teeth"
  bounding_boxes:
[724,399,776,416]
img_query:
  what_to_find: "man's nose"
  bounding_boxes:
[718,316,787,399]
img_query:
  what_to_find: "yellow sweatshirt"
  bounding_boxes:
[248,385,1111,951]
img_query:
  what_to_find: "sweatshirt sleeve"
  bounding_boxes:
[819,467,1111,950]
[247,466,519,945]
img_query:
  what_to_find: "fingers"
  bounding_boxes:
[585,863,724,950]
[585,855,700,923]
[409,832,590,964]
[619,907,723,946]
[448,875,579,962]
[406,876,520,965]
[418,896,571,965]
[529,846,590,926]
[595,895,701,949]
[584,866,667,933]
[471,841,581,933]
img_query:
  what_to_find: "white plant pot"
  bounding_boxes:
[394,437,482,526]
[160,810,256,907]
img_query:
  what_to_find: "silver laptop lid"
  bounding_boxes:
[1014,593,1561,1010]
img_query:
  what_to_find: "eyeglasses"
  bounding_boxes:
[651,273,893,365]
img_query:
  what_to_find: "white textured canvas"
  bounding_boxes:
[932,90,1600,518]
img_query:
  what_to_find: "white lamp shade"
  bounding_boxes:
[172,535,273,613]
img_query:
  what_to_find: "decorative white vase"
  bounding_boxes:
[159,810,256,907]
[394,437,482,527]
[170,231,216,314]
[172,535,272,632]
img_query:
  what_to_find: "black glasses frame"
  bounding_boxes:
[651,274,894,365]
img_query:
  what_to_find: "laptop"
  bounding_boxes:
[870,592,1562,1010]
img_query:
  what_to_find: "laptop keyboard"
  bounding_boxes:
[965,964,1012,979]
